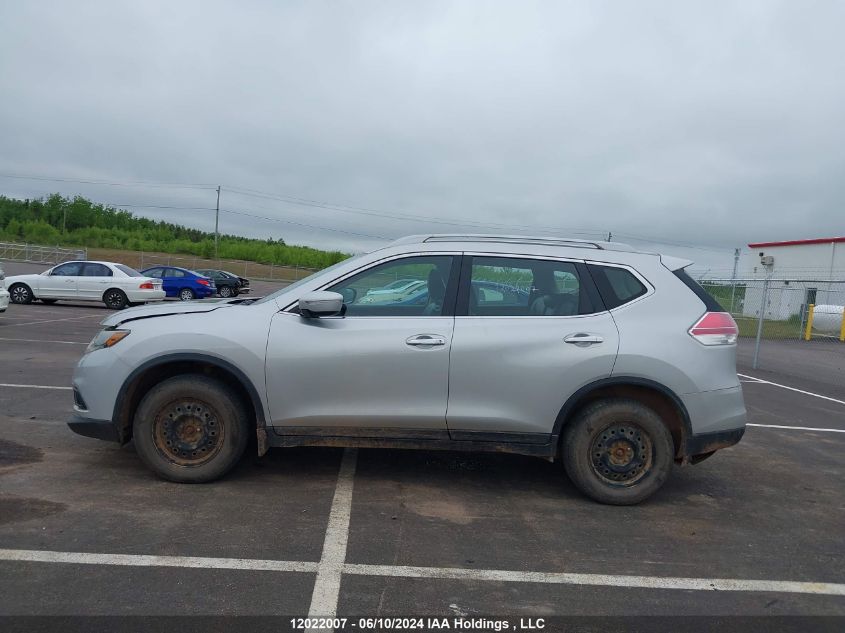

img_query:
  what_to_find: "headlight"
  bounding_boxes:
[86,329,130,353]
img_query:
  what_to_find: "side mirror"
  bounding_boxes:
[340,287,357,304]
[298,291,345,318]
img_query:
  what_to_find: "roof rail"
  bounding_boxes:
[425,235,605,249]
[385,234,637,252]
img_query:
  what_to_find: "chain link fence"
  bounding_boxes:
[700,277,845,368]
[86,248,319,283]
[0,241,87,265]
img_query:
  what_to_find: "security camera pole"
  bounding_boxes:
[752,254,774,369]
[214,186,221,261]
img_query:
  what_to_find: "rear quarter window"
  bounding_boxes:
[673,268,723,311]
[588,265,648,309]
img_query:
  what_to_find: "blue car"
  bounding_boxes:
[140,266,216,301]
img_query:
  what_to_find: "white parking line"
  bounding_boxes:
[747,423,845,433]
[0,314,102,328]
[0,337,87,345]
[0,548,316,573]
[1,547,843,597]
[308,448,358,620]
[0,383,72,390]
[343,563,845,596]
[738,373,845,406]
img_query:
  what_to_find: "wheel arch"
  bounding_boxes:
[552,377,692,460]
[102,287,127,299]
[112,352,268,454]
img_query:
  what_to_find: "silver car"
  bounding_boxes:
[69,235,746,504]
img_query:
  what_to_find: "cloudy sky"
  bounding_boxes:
[1,0,843,273]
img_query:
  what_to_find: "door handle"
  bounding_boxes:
[564,333,604,346]
[406,334,446,347]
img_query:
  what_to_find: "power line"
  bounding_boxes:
[0,172,218,190]
[0,172,744,253]
[224,185,606,237]
[612,232,735,253]
[221,208,389,241]
[103,203,217,211]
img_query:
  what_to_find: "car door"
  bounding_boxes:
[77,262,113,300]
[446,254,620,441]
[40,261,83,299]
[265,254,459,435]
[165,268,188,295]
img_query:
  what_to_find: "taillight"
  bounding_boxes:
[688,312,738,346]
[197,279,210,286]
[139,282,154,289]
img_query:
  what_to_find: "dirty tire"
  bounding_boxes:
[133,374,249,483]
[103,288,128,310]
[179,288,196,301]
[562,398,674,505]
[9,284,33,304]
[218,285,233,298]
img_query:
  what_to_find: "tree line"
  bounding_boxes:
[0,194,349,269]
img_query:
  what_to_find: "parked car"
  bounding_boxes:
[195,269,250,298]
[69,234,746,505]
[0,266,8,312]
[4,261,165,309]
[140,267,216,301]
[358,278,427,304]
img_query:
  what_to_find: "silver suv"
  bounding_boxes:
[69,235,746,504]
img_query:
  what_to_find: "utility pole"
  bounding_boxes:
[729,247,740,313]
[62,207,67,235]
[214,186,221,260]
[752,257,774,370]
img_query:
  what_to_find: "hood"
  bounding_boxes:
[4,273,42,287]
[101,298,238,327]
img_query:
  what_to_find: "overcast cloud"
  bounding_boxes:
[1,0,843,272]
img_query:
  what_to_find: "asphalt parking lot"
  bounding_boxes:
[0,266,843,630]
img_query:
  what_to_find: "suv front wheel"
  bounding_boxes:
[562,398,674,505]
[132,375,249,482]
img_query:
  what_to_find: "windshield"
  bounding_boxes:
[253,255,363,305]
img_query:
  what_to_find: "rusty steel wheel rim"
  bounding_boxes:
[152,399,224,467]
[589,423,653,486]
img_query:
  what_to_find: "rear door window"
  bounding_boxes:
[462,257,597,316]
[81,263,112,277]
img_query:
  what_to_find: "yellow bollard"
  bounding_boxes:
[804,304,815,341]
[840,308,845,343]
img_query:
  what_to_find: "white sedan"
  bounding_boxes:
[0,265,8,312]
[4,261,166,309]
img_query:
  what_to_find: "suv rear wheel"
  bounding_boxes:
[132,375,249,482]
[562,398,674,505]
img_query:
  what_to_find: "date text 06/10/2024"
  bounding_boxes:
[290,617,546,630]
